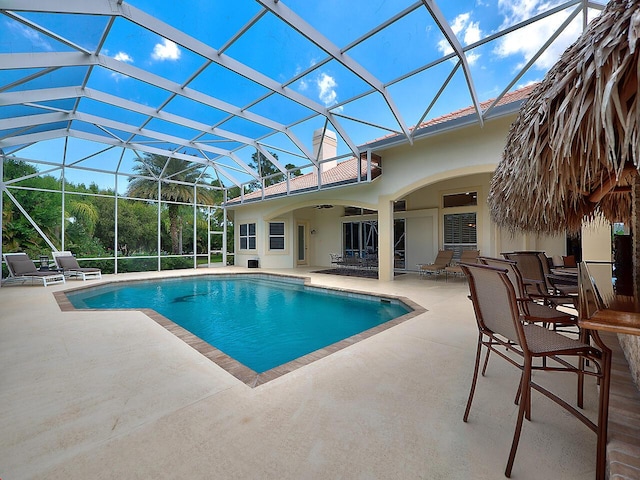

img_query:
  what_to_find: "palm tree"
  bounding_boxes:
[66,199,99,236]
[127,154,214,254]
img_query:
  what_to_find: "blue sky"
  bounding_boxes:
[1,0,606,192]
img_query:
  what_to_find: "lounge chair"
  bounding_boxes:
[52,251,102,280]
[417,249,454,277]
[3,252,66,286]
[444,250,480,281]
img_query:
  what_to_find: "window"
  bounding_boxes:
[343,221,378,258]
[343,222,360,257]
[269,222,285,250]
[344,206,376,216]
[444,213,477,259]
[443,191,477,208]
[393,199,406,212]
[239,223,256,250]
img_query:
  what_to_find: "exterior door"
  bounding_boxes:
[296,223,307,265]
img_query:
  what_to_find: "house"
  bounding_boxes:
[226,84,610,281]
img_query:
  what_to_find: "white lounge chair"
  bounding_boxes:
[3,252,66,286]
[52,251,102,281]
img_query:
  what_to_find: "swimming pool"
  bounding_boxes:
[65,274,416,382]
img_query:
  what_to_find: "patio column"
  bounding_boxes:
[377,195,394,281]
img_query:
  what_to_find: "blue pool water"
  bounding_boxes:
[67,275,410,373]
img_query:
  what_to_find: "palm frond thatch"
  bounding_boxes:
[490,0,640,234]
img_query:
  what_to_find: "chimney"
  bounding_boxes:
[313,128,337,173]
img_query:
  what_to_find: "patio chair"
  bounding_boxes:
[444,250,480,281]
[477,256,580,377]
[502,251,577,307]
[3,252,66,286]
[52,251,102,280]
[417,249,454,277]
[461,262,609,478]
[329,253,344,268]
[479,256,578,332]
[361,252,378,270]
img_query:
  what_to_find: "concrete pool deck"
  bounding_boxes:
[1,266,604,479]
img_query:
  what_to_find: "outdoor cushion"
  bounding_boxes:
[57,256,78,269]
[11,257,37,275]
[551,255,564,267]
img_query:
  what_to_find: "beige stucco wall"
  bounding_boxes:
[228,113,571,271]
[496,231,567,258]
[582,218,613,261]
[307,205,344,268]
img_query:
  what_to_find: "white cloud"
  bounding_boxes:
[110,71,126,82]
[151,38,181,61]
[497,0,542,27]
[463,18,482,45]
[466,52,481,66]
[517,78,542,89]
[437,12,482,66]
[7,21,53,51]
[295,60,319,92]
[437,38,452,56]
[494,0,587,70]
[317,73,338,107]
[111,52,134,81]
[114,51,133,63]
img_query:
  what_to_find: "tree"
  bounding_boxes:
[207,179,234,256]
[127,154,214,254]
[2,158,62,256]
[248,151,302,190]
[63,197,102,256]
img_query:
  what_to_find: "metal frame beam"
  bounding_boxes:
[420,0,483,126]
[1,0,358,158]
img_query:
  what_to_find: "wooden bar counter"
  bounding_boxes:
[580,301,640,335]
[577,262,640,480]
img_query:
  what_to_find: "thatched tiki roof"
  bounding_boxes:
[489,0,640,235]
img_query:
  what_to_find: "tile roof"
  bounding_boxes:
[228,158,381,203]
[416,83,536,129]
[228,84,536,204]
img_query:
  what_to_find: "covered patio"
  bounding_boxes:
[0,267,627,479]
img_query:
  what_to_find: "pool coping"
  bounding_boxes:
[54,272,426,388]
